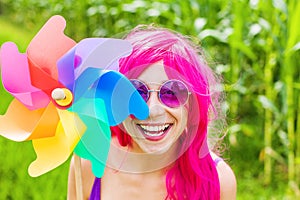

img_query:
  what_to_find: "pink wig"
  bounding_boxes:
[114,25,221,200]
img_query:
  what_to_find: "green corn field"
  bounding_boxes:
[0,0,299,199]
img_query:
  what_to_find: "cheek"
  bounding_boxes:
[174,107,188,130]
[122,116,138,137]
[182,109,188,128]
[122,118,134,135]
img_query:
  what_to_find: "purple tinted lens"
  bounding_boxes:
[131,80,149,102]
[160,80,189,108]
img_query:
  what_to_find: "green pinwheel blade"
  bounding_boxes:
[70,97,111,178]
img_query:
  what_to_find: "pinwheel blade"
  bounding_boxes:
[72,68,149,124]
[56,47,76,90]
[0,42,49,110]
[28,109,86,177]
[70,97,111,178]
[0,99,59,141]
[57,38,132,95]
[74,38,132,76]
[26,15,76,96]
[71,67,103,102]
[95,70,149,125]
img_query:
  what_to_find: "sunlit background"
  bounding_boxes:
[0,0,299,199]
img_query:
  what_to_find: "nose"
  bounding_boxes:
[147,91,165,118]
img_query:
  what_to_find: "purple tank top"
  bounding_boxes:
[89,177,101,200]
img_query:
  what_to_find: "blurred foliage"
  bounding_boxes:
[0,0,299,199]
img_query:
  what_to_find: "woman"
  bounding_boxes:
[68,25,236,200]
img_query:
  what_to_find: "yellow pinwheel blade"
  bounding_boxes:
[28,109,86,177]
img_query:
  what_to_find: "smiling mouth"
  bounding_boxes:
[137,124,172,141]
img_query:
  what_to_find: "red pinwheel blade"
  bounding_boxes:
[27,15,76,97]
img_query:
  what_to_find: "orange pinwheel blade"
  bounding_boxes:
[0,99,59,141]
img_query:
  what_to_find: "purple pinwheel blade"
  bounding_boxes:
[57,48,76,91]
[74,38,132,76]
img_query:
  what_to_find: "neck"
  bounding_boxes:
[106,136,179,173]
[101,165,167,200]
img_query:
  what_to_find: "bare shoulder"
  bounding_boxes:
[67,156,95,200]
[215,156,237,200]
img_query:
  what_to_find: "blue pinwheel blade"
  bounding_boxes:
[94,70,149,125]
[72,67,103,102]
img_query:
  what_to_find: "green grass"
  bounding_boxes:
[236,176,290,200]
[0,16,35,51]
[0,140,70,199]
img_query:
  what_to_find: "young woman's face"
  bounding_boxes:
[122,62,188,154]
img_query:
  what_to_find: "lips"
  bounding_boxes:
[137,123,172,141]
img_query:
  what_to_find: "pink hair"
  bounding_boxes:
[114,25,221,200]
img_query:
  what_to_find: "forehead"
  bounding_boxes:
[137,61,168,83]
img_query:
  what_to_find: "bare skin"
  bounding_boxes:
[67,150,236,200]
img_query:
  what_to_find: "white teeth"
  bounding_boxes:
[139,124,169,132]
[144,131,165,137]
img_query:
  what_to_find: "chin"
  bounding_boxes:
[136,137,179,154]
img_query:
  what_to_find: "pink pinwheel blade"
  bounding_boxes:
[0,42,49,110]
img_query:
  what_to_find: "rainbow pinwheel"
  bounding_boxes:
[0,15,149,177]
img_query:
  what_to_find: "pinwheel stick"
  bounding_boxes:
[52,88,83,199]
[74,154,84,200]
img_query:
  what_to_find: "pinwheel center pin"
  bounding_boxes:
[51,88,73,107]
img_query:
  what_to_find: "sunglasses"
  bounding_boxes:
[130,79,191,108]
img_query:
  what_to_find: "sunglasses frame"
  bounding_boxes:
[130,79,191,108]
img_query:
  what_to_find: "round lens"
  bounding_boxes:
[130,80,149,102]
[159,80,189,108]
